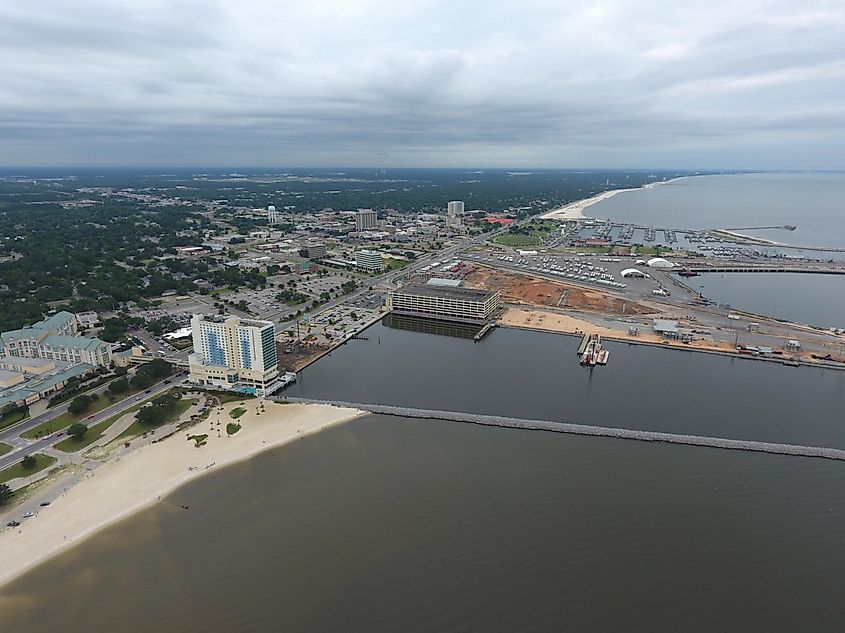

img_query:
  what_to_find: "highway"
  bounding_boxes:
[0,373,187,472]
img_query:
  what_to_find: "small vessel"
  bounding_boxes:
[677,269,700,277]
[578,333,608,367]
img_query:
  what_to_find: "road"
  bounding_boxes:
[273,227,511,336]
[0,374,187,472]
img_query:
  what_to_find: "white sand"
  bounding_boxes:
[540,188,637,220]
[0,401,364,588]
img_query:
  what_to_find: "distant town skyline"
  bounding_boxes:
[1,1,843,169]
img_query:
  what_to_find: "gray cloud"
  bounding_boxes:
[1,0,843,168]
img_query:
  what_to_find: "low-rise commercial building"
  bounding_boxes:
[0,362,95,408]
[387,284,501,323]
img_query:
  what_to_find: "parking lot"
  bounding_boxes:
[467,250,672,298]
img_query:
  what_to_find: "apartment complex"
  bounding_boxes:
[447,201,465,216]
[355,209,378,232]
[0,311,112,366]
[356,249,385,272]
[188,314,280,395]
[387,284,501,323]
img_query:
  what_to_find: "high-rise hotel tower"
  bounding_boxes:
[188,315,280,395]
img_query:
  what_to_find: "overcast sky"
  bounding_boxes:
[1,1,843,169]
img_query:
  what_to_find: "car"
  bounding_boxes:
[6,520,20,527]
[39,501,51,507]
[55,431,64,437]
[22,512,34,518]
[144,389,152,394]
[163,379,171,384]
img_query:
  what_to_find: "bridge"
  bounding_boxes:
[275,397,845,462]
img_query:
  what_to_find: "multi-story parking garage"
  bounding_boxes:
[387,284,501,324]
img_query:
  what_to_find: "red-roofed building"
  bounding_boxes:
[483,217,515,225]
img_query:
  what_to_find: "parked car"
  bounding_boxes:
[6,520,20,527]
[22,512,34,518]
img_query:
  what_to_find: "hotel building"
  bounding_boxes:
[188,315,280,395]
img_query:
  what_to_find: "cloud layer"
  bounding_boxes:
[1,0,844,168]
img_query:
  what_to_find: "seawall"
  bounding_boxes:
[276,397,845,462]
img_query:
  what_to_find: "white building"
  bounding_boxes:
[355,209,378,232]
[188,315,280,395]
[356,249,384,272]
[447,201,465,217]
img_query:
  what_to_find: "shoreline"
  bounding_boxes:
[497,307,845,371]
[540,176,686,221]
[0,400,365,590]
[540,188,636,220]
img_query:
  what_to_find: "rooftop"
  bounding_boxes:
[394,284,497,301]
[32,310,77,331]
[0,363,94,408]
[41,334,107,351]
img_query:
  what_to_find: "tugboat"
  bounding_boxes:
[677,269,700,278]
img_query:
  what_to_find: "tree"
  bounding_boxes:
[68,394,95,415]
[108,377,129,394]
[130,372,153,389]
[21,454,36,469]
[68,423,88,441]
[0,483,12,506]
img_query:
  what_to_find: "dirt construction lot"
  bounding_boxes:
[466,267,655,316]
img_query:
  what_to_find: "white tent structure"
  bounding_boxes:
[620,268,648,278]
[647,257,674,269]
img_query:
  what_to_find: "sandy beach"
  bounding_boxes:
[0,400,365,589]
[540,188,637,220]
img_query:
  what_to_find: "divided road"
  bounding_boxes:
[0,374,187,472]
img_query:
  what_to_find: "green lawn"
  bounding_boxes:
[0,408,28,431]
[229,407,247,419]
[118,398,195,441]
[494,221,559,247]
[0,442,12,456]
[22,387,148,439]
[383,258,408,272]
[0,454,57,484]
[54,416,124,453]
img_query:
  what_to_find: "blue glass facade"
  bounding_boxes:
[205,331,226,365]
[239,331,253,369]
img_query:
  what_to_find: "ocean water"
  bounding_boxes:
[2,415,845,633]
[690,272,845,328]
[588,172,845,249]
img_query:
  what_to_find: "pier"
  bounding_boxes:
[276,398,845,462]
[683,265,845,274]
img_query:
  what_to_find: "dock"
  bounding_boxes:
[473,322,496,342]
